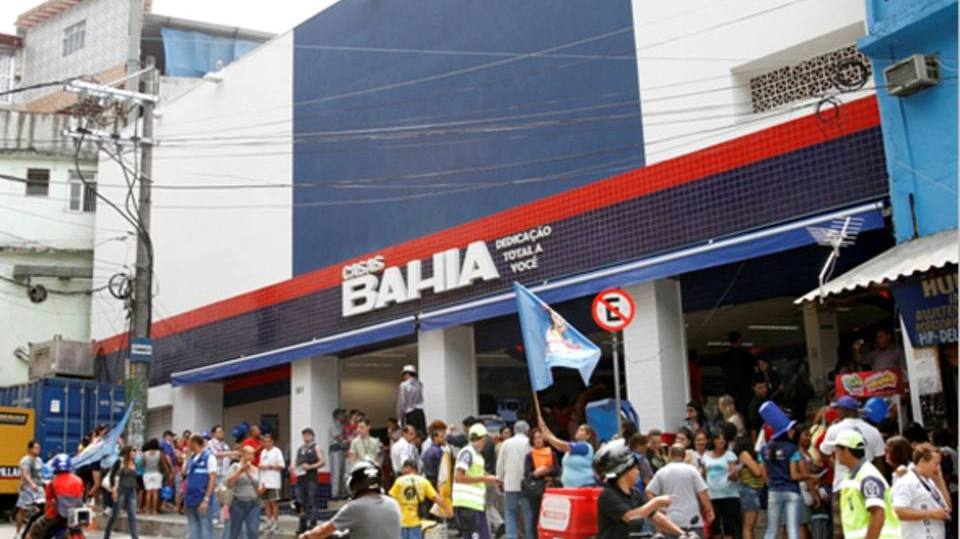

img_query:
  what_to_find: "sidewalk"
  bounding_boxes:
[90,508,455,538]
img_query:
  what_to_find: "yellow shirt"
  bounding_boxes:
[389,474,437,527]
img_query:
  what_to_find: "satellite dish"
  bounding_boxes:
[28,284,48,303]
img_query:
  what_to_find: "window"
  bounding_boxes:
[749,45,871,113]
[62,20,86,57]
[26,168,49,196]
[68,170,96,212]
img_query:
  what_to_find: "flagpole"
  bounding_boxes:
[531,388,543,423]
[613,331,623,436]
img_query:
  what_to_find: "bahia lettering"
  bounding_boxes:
[342,241,499,317]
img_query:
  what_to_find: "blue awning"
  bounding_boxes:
[171,201,884,386]
[420,201,887,331]
[170,316,416,386]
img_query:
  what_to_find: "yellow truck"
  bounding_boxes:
[0,406,36,514]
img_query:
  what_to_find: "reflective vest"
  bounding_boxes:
[452,445,486,511]
[840,461,901,539]
[184,450,213,508]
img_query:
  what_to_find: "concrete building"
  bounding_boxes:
[13,0,272,112]
[90,0,912,460]
[0,111,102,386]
[794,0,958,428]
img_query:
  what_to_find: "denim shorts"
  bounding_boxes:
[739,485,763,512]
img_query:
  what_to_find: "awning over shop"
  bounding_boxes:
[795,229,959,304]
[170,316,416,386]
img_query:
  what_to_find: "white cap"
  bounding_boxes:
[401,364,417,376]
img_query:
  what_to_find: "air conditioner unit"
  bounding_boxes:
[29,335,94,380]
[884,54,940,97]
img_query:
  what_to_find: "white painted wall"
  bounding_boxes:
[0,153,102,386]
[631,0,870,164]
[90,31,294,341]
[17,0,130,104]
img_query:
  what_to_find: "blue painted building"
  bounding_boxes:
[858,0,958,242]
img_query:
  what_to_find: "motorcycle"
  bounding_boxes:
[19,505,92,539]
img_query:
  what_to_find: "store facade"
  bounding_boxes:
[89,0,903,455]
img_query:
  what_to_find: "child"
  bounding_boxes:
[389,459,450,539]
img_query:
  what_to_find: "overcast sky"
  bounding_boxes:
[0,0,330,36]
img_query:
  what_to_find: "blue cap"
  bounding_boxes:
[831,395,860,410]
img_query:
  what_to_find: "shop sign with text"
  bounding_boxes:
[892,271,958,347]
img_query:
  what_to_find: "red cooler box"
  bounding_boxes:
[538,487,602,539]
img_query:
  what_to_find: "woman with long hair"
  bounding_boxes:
[719,395,746,437]
[762,422,818,539]
[522,428,561,539]
[141,438,169,514]
[702,431,741,539]
[693,429,710,474]
[795,424,827,539]
[734,435,765,539]
[537,417,598,487]
[103,445,140,539]
[226,445,261,539]
[683,401,707,433]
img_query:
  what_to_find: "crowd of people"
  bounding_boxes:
[13,359,959,539]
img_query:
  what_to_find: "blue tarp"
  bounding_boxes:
[161,28,260,77]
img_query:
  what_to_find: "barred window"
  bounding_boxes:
[749,45,871,113]
[68,170,97,212]
[62,20,86,57]
[26,168,49,196]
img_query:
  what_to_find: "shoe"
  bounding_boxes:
[495,523,505,538]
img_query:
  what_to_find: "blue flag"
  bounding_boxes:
[514,282,601,391]
[71,403,133,469]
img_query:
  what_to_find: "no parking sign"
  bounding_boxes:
[592,289,635,332]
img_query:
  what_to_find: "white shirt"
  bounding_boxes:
[496,434,530,493]
[819,418,885,491]
[892,464,948,539]
[206,438,232,476]
[258,447,285,489]
[390,438,419,474]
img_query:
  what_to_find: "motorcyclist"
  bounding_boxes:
[594,439,692,539]
[299,459,402,539]
[28,454,85,539]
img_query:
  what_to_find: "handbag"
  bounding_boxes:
[521,476,547,498]
[215,481,234,506]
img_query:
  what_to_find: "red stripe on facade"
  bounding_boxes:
[223,364,290,392]
[97,96,880,356]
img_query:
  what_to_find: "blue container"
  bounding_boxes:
[0,378,125,458]
[586,399,640,443]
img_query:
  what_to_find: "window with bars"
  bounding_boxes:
[749,45,872,113]
[62,20,86,57]
[26,168,49,196]
[68,170,97,212]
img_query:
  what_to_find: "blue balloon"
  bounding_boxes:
[160,486,174,502]
[864,397,888,424]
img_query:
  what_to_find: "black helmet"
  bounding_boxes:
[593,439,638,480]
[345,459,383,498]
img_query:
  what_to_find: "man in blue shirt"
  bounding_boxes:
[183,434,217,539]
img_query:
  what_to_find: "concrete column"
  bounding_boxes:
[803,304,839,395]
[291,355,340,462]
[623,279,690,432]
[172,382,223,433]
[418,325,478,425]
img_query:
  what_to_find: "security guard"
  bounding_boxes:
[829,430,901,539]
[452,423,499,539]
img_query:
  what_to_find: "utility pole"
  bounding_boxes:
[126,56,156,450]
[126,0,143,93]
